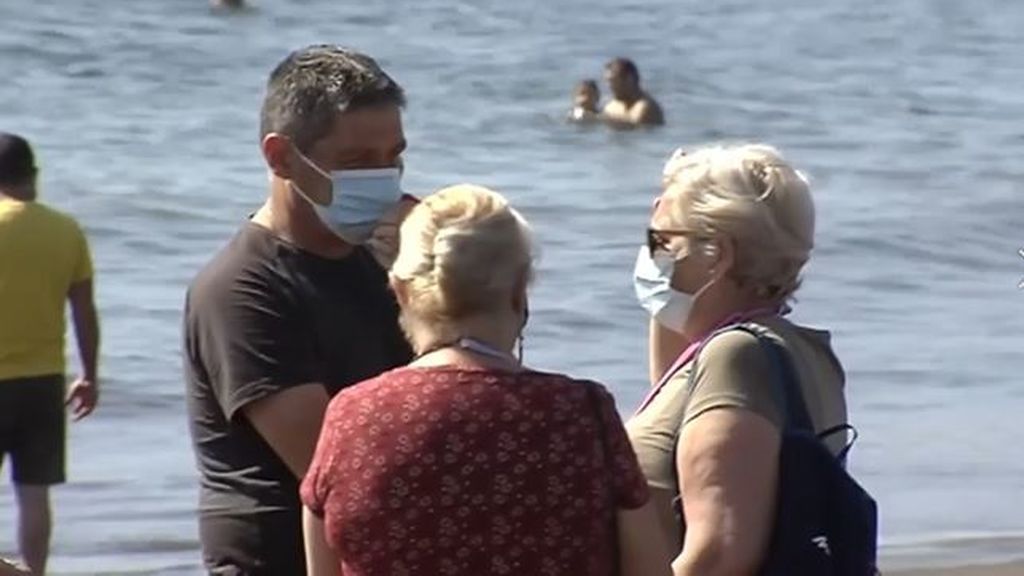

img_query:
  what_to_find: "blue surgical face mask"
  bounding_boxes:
[633,245,693,333]
[291,149,403,244]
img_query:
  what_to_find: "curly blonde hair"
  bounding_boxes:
[390,184,534,352]
[659,143,815,301]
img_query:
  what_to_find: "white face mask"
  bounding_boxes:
[633,245,694,333]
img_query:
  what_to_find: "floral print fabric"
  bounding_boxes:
[301,366,649,576]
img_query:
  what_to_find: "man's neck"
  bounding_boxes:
[253,180,353,259]
[617,89,643,107]
[0,188,32,202]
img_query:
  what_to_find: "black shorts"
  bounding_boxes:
[0,374,66,485]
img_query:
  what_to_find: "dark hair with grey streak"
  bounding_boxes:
[259,45,406,152]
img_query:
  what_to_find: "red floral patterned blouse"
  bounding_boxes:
[301,366,649,576]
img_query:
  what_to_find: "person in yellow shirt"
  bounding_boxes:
[0,133,100,576]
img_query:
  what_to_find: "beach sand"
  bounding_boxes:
[893,561,1024,576]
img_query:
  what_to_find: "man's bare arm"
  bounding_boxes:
[243,384,330,478]
[68,279,99,380]
[66,279,100,420]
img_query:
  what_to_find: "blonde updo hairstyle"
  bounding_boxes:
[390,185,534,353]
[659,144,815,301]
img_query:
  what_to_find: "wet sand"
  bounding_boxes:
[894,561,1024,576]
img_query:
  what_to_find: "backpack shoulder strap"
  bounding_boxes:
[729,323,815,434]
[669,322,817,529]
[694,323,816,434]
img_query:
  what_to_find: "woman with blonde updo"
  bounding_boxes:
[625,144,849,575]
[301,185,670,576]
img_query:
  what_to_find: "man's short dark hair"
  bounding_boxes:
[259,45,406,152]
[0,132,36,187]
[606,57,640,83]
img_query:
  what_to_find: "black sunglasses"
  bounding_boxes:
[646,227,698,256]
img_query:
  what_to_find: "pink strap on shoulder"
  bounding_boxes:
[633,307,782,416]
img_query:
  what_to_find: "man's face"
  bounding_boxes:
[605,69,633,99]
[290,104,406,206]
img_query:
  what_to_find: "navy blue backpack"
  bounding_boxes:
[675,324,879,576]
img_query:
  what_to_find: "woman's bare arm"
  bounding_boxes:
[618,499,674,576]
[672,408,780,576]
[304,506,340,576]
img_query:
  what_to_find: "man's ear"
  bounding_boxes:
[261,133,294,180]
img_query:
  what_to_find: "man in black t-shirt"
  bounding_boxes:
[182,45,414,575]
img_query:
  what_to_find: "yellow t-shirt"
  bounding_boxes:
[0,197,93,380]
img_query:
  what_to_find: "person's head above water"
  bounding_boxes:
[604,57,641,100]
[258,45,407,247]
[390,184,534,356]
[573,79,600,112]
[0,132,38,201]
[210,0,244,9]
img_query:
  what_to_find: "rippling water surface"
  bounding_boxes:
[1,0,1023,572]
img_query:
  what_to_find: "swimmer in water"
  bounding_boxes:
[210,0,245,10]
[567,79,601,123]
[602,57,664,127]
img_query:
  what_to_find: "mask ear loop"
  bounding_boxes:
[292,146,332,181]
[517,304,529,363]
[290,145,335,205]
[684,237,727,318]
[704,239,730,284]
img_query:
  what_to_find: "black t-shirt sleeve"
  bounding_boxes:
[196,274,316,421]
